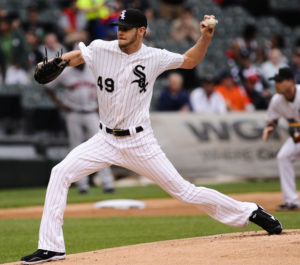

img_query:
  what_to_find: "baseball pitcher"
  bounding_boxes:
[21,9,282,264]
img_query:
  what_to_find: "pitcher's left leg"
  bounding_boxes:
[125,152,282,233]
[124,151,256,227]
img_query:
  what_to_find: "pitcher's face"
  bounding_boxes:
[118,26,139,49]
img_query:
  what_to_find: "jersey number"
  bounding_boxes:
[97,76,114,93]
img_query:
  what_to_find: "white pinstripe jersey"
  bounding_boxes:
[266,84,300,122]
[79,40,184,129]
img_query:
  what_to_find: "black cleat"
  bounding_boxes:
[78,188,88,194]
[276,203,299,212]
[103,188,115,194]
[21,249,66,264]
[249,205,282,235]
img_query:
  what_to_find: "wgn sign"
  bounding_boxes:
[151,113,292,180]
[186,120,288,142]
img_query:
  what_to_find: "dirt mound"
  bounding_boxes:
[5,230,300,265]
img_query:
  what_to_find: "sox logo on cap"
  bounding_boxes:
[120,10,126,20]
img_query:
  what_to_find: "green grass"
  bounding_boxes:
[1,212,300,263]
[0,185,169,208]
[1,179,298,208]
[1,179,300,263]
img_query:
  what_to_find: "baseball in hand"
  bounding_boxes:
[205,18,217,29]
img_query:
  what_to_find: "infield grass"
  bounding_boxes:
[1,212,300,263]
[1,179,298,208]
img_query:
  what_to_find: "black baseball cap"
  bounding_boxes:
[269,67,294,82]
[110,9,147,28]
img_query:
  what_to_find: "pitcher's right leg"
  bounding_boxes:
[38,132,113,252]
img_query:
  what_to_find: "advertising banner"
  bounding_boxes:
[150,112,299,182]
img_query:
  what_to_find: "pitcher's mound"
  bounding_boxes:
[10,229,300,265]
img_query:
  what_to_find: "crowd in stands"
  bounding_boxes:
[0,0,300,116]
[157,16,300,113]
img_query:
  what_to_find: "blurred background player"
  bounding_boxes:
[262,67,300,211]
[44,46,115,194]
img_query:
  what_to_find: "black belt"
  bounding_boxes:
[100,123,143,137]
[73,109,97,114]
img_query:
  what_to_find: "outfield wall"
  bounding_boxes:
[150,111,300,183]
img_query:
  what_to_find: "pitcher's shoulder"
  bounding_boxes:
[85,39,117,50]
[142,44,171,57]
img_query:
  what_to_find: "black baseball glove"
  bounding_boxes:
[288,122,300,143]
[34,48,69,84]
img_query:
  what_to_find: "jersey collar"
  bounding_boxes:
[116,41,145,56]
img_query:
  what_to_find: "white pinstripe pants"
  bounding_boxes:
[65,112,114,191]
[38,125,257,252]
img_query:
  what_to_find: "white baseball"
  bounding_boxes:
[205,18,217,29]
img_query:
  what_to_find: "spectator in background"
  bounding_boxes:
[160,0,185,20]
[22,4,62,42]
[59,0,88,47]
[289,47,300,84]
[215,71,253,111]
[40,33,66,60]
[260,48,287,90]
[99,1,123,40]
[157,72,190,112]
[263,34,287,63]
[171,7,199,43]
[0,12,30,84]
[5,65,31,85]
[232,50,265,92]
[232,24,261,66]
[26,30,43,69]
[124,0,153,20]
[242,71,268,110]
[76,0,111,40]
[190,76,227,114]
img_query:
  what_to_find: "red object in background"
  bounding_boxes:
[214,0,224,5]
[100,10,121,24]
[226,49,235,59]
[63,8,77,31]
[246,74,259,83]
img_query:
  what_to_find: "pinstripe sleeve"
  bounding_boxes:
[157,49,184,75]
[79,40,104,69]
